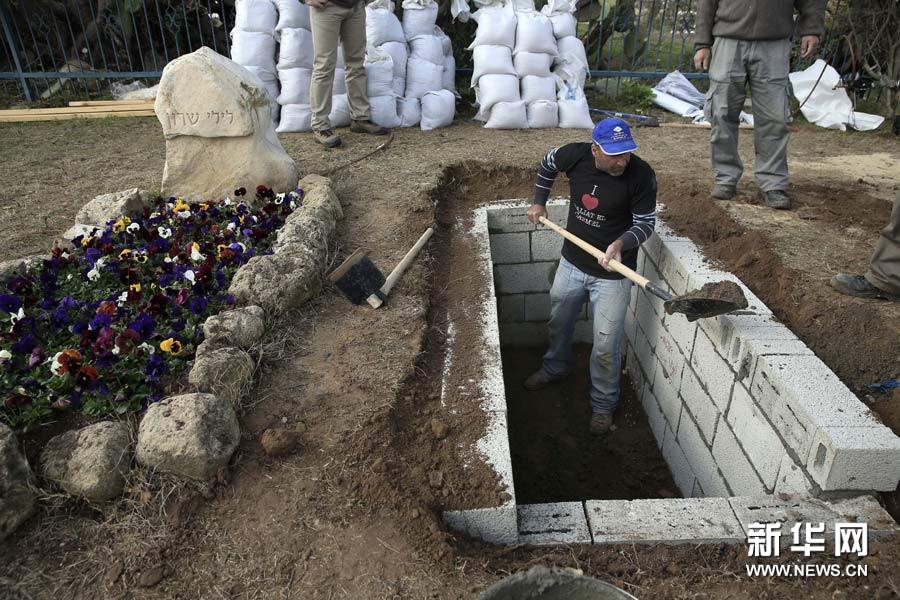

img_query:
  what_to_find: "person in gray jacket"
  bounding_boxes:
[693,0,826,210]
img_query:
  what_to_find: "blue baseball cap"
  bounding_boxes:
[592,117,638,155]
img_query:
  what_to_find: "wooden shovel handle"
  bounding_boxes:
[538,216,650,288]
[367,227,434,308]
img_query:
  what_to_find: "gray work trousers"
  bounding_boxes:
[705,37,792,192]
[866,193,900,295]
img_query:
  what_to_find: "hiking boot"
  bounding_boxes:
[350,119,389,135]
[761,189,791,210]
[589,412,613,436]
[830,274,900,301]
[313,128,341,148]
[710,184,735,200]
[523,368,564,391]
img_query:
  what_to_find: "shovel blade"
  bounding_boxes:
[664,296,744,321]
[328,250,386,305]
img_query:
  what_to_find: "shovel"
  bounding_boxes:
[538,217,746,321]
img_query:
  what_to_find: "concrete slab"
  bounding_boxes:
[517,502,592,545]
[585,498,744,544]
[444,506,519,545]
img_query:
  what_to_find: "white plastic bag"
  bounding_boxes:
[230,30,276,68]
[405,58,444,98]
[468,5,517,49]
[556,36,588,67]
[370,95,402,128]
[558,98,593,128]
[329,94,352,127]
[514,51,553,77]
[402,2,439,41]
[442,54,457,93]
[514,12,558,55]
[277,28,314,69]
[484,100,528,128]
[276,67,312,105]
[527,100,558,128]
[235,0,278,33]
[366,3,406,46]
[451,0,471,22]
[365,48,395,97]
[398,97,421,127]
[274,0,310,37]
[789,60,885,131]
[409,35,445,65]
[651,89,702,118]
[420,89,456,130]
[471,45,516,84]
[521,75,556,103]
[333,68,346,95]
[654,70,705,107]
[276,103,312,132]
[476,73,520,113]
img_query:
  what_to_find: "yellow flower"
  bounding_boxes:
[112,216,131,234]
[81,235,94,247]
[119,248,132,260]
[129,283,141,292]
[172,199,190,213]
[160,338,183,355]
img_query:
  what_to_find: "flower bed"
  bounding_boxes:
[1,186,302,428]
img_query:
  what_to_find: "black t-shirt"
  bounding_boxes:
[534,143,657,279]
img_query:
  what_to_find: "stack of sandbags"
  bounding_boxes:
[231,0,279,118]
[515,10,558,128]
[366,0,411,127]
[434,26,457,96]
[272,0,314,132]
[542,0,591,128]
[403,0,452,129]
[468,3,521,128]
[365,47,402,128]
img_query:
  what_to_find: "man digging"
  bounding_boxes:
[524,118,657,436]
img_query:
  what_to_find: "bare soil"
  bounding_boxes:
[1,118,899,599]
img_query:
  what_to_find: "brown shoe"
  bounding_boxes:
[589,412,613,436]
[313,128,341,148]
[350,119,389,135]
[523,368,565,391]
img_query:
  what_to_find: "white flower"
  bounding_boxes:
[177,210,192,219]
[275,193,285,205]
[87,268,100,282]
[126,222,141,234]
[139,342,154,354]
[66,274,73,281]
[10,307,25,326]
[116,291,129,306]
[164,257,173,263]
[112,346,121,356]
[158,226,172,239]
[190,244,205,262]
[96,257,106,268]
[226,222,237,231]
[50,351,63,375]
[223,197,233,206]
[0,349,11,362]
[184,270,196,284]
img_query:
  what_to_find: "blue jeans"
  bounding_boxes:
[542,257,632,415]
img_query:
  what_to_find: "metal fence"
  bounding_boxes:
[0,0,849,105]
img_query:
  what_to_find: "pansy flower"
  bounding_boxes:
[0,294,22,314]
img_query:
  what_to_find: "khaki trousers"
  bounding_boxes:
[866,193,900,295]
[309,1,369,131]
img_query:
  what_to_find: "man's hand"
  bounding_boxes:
[693,47,711,71]
[527,204,547,225]
[600,240,624,272]
[306,0,327,8]
[800,35,819,58]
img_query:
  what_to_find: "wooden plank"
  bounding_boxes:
[660,122,754,129]
[0,104,158,116]
[68,99,154,107]
[0,110,157,123]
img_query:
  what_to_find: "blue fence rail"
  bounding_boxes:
[0,0,848,105]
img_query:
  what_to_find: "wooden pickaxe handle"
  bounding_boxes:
[367,227,434,308]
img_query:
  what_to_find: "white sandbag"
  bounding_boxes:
[468,5,517,49]
[333,68,346,95]
[514,11,558,55]
[245,66,279,102]
[471,45,516,84]
[553,59,587,89]
[514,51,553,77]
[370,95,402,128]
[442,54,457,93]
[451,0,471,22]
[650,89,702,118]
[365,48,395,97]
[274,0,310,37]
[484,100,528,129]
[235,0,278,33]
[409,35,445,65]
[329,94,351,127]
[547,12,576,38]
[434,26,453,56]
[405,58,444,98]
[520,75,556,103]
[655,70,704,107]
[276,67,311,105]
[398,97,421,127]
[277,28,314,69]
[276,103,312,132]
[558,98,593,128]
[526,100,558,128]
[542,0,575,14]
[402,2,439,40]
[475,73,520,113]
[381,41,408,79]
[556,36,587,67]
[420,89,456,130]
[512,0,535,12]
[230,30,276,68]
[366,2,405,46]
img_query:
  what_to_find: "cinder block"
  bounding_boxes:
[690,329,735,411]
[655,329,687,391]
[698,312,795,367]
[546,199,569,226]
[773,454,817,496]
[490,232,530,264]
[634,293,664,349]
[653,357,683,431]
[624,343,641,390]
[477,410,516,502]
[641,232,663,266]
[641,382,667,450]
[658,240,708,296]
[826,495,900,538]
[487,205,537,233]
[662,424,695,496]
[639,259,667,316]
[691,479,704,498]
[497,294,525,323]
[806,426,900,491]
[443,506,518,545]
[585,498,744,544]
[732,337,814,383]
[500,322,546,347]
[712,422,768,496]
[524,293,552,322]
[531,229,564,262]
[517,502,591,545]
[494,262,556,294]
[677,411,731,497]
[663,311,698,358]
[679,365,720,445]
[727,383,786,489]
[624,305,637,346]
[633,327,656,387]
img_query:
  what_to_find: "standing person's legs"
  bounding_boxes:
[340,1,371,122]
[539,258,587,379]
[309,3,346,131]
[585,277,632,416]
[747,39,791,193]
[706,38,748,192]
[865,192,900,295]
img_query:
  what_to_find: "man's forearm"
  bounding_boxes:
[534,149,560,206]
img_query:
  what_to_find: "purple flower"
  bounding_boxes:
[89,313,113,330]
[71,320,89,335]
[129,313,156,340]
[188,296,208,316]
[11,334,38,355]
[144,353,168,382]
[84,248,102,266]
[0,294,22,313]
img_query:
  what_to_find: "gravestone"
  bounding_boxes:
[155,47,298,200]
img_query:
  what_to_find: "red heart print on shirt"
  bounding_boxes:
[581,193,599,210]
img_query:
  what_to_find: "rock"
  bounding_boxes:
[136,393,240,480]
[54,224,101,251]
[40,421,132,501]
[259,427,301,457]
[75,188,152,226]
[138,566,165,588]
[188,347,255,405]
[0,423,36,540]
[155,47,298,199]
[0,255,50,280]
[202,305,265,349]
[273,175,343,255]
[430,418,449,440]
